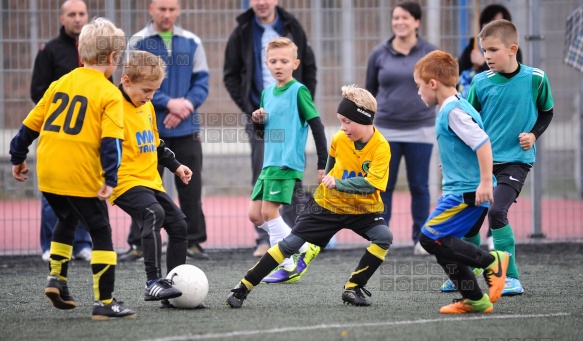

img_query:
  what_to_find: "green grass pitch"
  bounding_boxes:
[1,243,581,340]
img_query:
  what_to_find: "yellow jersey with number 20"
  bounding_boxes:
[23,67,124,197]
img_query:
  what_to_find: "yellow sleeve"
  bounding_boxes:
[101,90,125,140]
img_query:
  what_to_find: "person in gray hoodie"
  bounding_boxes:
[365,1,437,254]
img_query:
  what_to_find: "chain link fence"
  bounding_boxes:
[1,0,582,254]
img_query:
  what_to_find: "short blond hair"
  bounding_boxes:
[414,50,459,88]
[479,19,519,47]
[341,84,377,113]
[265,37,298,60]
[78,17,125,65]
[123,51,166,83]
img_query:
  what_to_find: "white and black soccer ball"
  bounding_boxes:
[166,264,209,308]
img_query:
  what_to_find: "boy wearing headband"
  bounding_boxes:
[246,37,328,284]
[413,50,509,314]
[227,84,393,308]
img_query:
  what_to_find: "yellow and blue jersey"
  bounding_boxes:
[315,129,390,214]
[23,67,124,197]
[110,94,165,203]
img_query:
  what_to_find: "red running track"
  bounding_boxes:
[1,193,582,255]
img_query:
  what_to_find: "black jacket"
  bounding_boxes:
[30,26,81,104]
[223,6,317,114]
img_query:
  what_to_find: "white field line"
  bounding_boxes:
[142,312,570,341]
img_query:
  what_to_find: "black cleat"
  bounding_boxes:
[342,286,372,306]
[226,283,250,309]
[144,278,182,301]
[44,275,77,310]
[92,299,136,320]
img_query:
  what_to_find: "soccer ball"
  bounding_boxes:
[166,264,209,308]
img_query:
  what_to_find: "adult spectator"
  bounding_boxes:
[30,0,92,262]
[223,0,317,257]
[365,1,437,255]
[127,0,209,260]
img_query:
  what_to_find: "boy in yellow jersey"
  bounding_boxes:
[248,37,327,283]
[413,50,509,314]
[111,51,192,307]
[227,85,393,308]
[9,18,135,320]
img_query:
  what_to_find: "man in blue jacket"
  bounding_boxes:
[127,0,209,260]
[223,0,318,258]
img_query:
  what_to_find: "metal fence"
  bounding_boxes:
[1,0,582,255]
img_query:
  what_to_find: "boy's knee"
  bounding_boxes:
[166,219,187,240]
[419,233,437,254]
[368,224,393,249]
[140,203,164,237]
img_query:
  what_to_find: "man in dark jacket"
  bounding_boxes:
[30,0,92,262]
[223,0,317,258]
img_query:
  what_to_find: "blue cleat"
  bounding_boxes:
[260,266,300,284]
[440,278,457,292]
[440,268,484,292]
[502,277,524,296]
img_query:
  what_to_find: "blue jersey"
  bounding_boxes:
[437,98,495,196]
[262,81,308,172]
[467,64,554,164]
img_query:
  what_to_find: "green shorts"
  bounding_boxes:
[251,178,297,204]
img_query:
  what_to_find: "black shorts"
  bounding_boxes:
[114,186,185,226]
[43,192,110,230]
[291,199,386,248]
[493,163,531,193]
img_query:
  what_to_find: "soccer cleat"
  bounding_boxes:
[439,294,493,314]
[502,277,524,296]
[186,244,209,260]
[440,268,484,292]
[342,286,372,306]
[160,299,175,309]
[226,283,250,309]
[483,251,509,303]
[74,248,92,261]
[119,247,143,262]
[144,278,182,301]
[295,243,321,280]
[44,275,77,310]
[92,299,136,320]
[260,266,300,284]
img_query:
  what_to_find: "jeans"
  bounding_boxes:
[380,141,432,244]
[40,195,92,254]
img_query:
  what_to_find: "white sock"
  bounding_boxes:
[257,221,268,232]
[266,216,295,270]
[266,216,291,246]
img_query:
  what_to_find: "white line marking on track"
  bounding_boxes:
[142,312,570,341]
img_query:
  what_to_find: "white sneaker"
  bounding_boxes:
[74,248,92,261]
[487,236,494,251]
[413,242,429,255]
[42,250,50,262]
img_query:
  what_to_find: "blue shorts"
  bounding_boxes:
[421,194,488,240]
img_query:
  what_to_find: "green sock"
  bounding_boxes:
[491,224,518,279]
[462,233,481,249]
